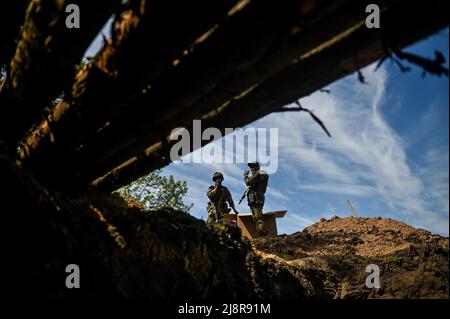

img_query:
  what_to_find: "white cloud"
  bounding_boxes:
[254,63,448,235]
[299,183,377,197]
[422,151,449,212]
[163,63,448,236]
[267,186,290,201]
[277,213,316,234]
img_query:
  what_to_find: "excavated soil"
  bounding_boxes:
[252,216,449,299]
[2,152,448,299]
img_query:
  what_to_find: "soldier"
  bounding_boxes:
[243,162,269,236]
[206,172,239,225]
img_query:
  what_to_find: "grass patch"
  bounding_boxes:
[381,256,403,265]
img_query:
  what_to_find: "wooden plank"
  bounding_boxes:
[272,211,288,219]
[0,0,119,151]
[233,211,287,218]
[19,0,241,187]
[66,0,359,182]
[237,214,278,239]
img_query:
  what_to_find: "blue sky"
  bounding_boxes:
[161,29,449,236]
[85,24,449,236]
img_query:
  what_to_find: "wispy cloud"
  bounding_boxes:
[163,62,448,236]
[255,63,448,235]
[299,183,377,197]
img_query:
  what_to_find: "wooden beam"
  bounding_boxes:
[78,0,360,180]
[0,0,119,152]
[93,0,448,192]
[28,0,362,184]
[19,0,241,188]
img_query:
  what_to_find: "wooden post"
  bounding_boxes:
[347,200,358,217]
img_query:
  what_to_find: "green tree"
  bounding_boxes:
[74,59,88,73]
[116,170,193,213]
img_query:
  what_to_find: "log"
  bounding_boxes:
[93,0,448,192]
[0,0,119,151]
[77,0,360,180]
[19,0,240,184]
[23,0,361,185]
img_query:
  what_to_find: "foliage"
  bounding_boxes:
[116,170,193,213]
[75,59,88,73]
[381,256,403,265]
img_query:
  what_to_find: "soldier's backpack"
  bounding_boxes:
[258,171,269,194]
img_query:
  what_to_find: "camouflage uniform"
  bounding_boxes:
[206,185,235,225]
[244,168,269,236]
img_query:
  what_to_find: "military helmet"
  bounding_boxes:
[212,172,224,181]
[248,161,260,169]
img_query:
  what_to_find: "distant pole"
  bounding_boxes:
[347,200,358,217]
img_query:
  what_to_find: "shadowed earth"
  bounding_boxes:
[1,154,447,299]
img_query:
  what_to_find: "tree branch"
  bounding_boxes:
[275,100,332,138]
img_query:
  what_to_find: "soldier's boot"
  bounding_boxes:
[256,219,268,236]
[252,207,268,236]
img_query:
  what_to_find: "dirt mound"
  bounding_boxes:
[253,216,449,299]
[2,152,448,299]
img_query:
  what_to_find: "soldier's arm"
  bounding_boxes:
[207,186,217,199]
[244,173,259,186]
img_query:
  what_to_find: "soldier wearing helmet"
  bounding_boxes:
[206,172,239,225]
[243,162,269,236]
